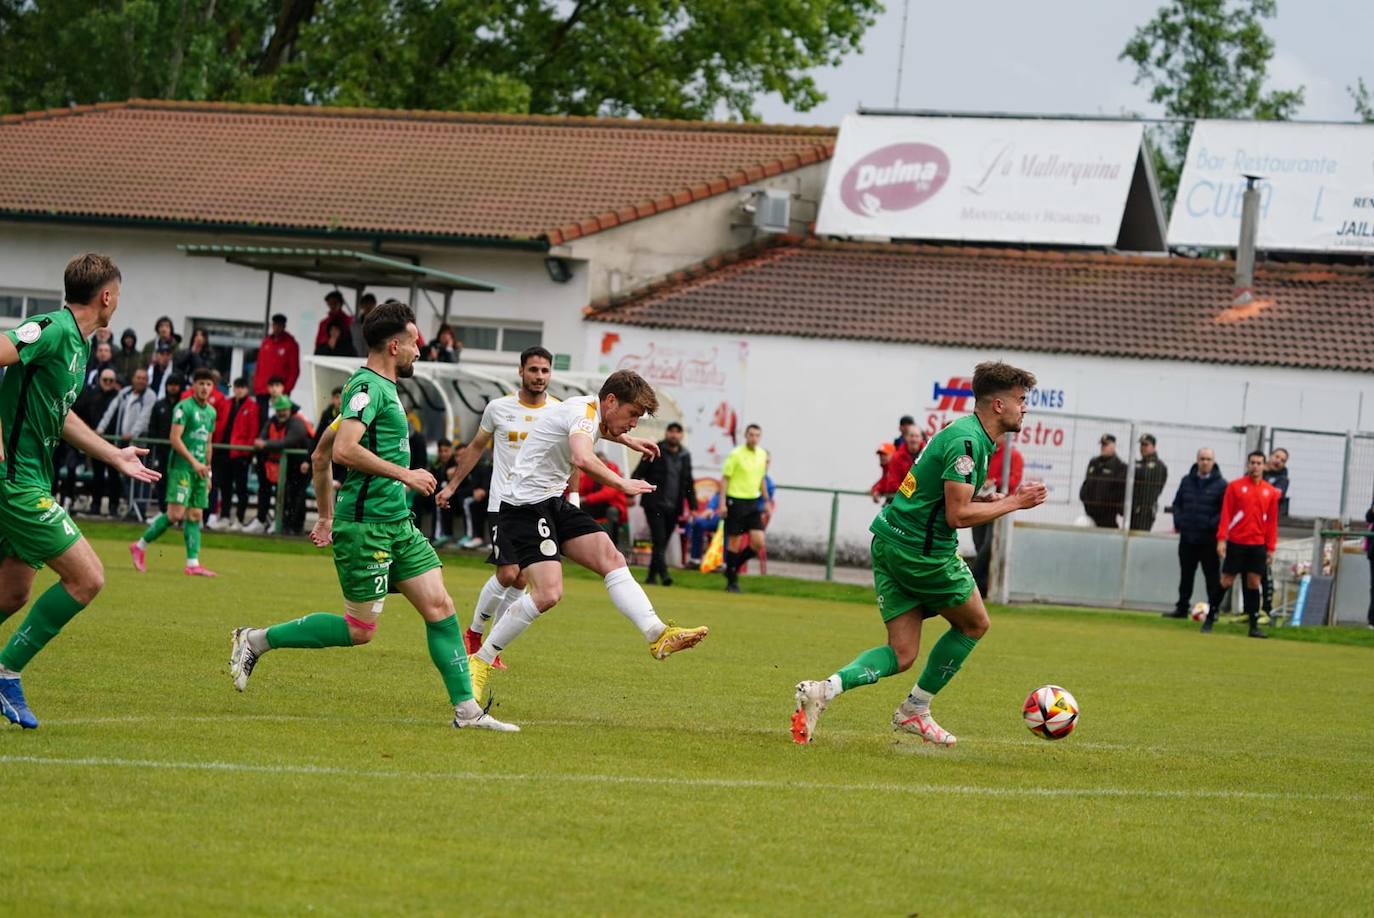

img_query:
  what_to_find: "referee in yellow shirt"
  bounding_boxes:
[721,423,771,593]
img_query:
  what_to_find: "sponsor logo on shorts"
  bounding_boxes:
[539,538,557,557]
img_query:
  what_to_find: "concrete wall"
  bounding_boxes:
[561,163,827,302]
[585,324,1374,555]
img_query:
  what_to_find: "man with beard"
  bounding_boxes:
[791,361,1048,748]
[228,301,515,732]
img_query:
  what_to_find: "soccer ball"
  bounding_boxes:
[1190,601,1210,622]
[1022,685,1079,740]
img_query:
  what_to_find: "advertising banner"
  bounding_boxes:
[593,329,749,474]
[816,115,1147,246]
[1168,120,1374,253]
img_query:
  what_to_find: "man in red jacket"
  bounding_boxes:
[580,453,629,549]
[875,426,927,500]
[315,290,353,350]
[221,377,260,530]
[1208,450,1279,638]
[252,314,300,417]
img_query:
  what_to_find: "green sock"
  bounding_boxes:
[834,645,899,692]
[425,614,473,705]
[184,520,201,563]
[915,630,980,697]
[0,583,87,672]
[265,613,353,649]
[141,513,171,544]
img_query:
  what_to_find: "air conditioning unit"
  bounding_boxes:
[746,188,792,233]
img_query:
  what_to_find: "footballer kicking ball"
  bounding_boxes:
[1190,601,1210,622]
[1023,685,1079,740]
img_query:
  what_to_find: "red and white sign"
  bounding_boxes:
[594,329,749,474]
[817,114,1147,246]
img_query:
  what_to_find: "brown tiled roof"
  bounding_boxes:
[586,238,1374,373]
[0,100,834,244]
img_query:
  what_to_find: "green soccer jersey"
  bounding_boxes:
[870,414,995,557]
[0,308,89,489]
[170,396,217,467]
[335,367,411,524]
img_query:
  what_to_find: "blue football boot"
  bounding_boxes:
[0,675,38,729]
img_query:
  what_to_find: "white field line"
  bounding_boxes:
[0,752,1365,803]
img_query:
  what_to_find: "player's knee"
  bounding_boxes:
[530,585,561,611]
[65,563,105,604]
[188,508,203,523]
[496,567,520,589]
[167,506,184,523]
[0,585,30,615]
[961,614,990,640]
[893,646,919,672]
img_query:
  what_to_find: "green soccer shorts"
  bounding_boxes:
[0,482,83,569]
[167,461,210,510]
[871,536,975,622]
[332,519,441,603]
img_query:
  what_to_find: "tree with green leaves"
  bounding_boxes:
[0,0,881,120]
[1120,0,1303,207]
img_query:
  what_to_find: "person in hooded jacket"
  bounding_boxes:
[115,327,143,385]
[1164,448,1227,619]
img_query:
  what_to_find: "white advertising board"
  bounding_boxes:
[815,115,1146,246]
[1168,120,1374,252]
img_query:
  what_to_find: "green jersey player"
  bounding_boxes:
[227,300,516,732]
[791,361,1047,747]
[131,367,220,576]
[0,254,161,729]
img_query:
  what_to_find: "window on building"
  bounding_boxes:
[453,322,541,354]
[0,290,60,322]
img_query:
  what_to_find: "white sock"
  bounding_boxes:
[824,674,843,697]
[604,566,666,641]
[479,594,540,663]
[471,575,506,633]
[186,557,199,568]
[490,585,524,632]
[0,664,19,678]
[454,698,483,719]
[906,685,934,711]
[246,628,271,655]
[135,538,148,550]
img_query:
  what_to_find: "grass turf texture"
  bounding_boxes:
[3,529,1372,914]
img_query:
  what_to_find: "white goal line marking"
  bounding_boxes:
[0,754,1364,803]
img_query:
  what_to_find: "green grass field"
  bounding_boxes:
[4,526,1373,915]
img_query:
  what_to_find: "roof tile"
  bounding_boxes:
[587,239,1374,374]
[0,100,834,243]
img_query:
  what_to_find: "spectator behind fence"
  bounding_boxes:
[972,437,1024,596]
[148,339,175,399]
[456,448,493,550]
[633,420,696,587]
[423,324,461,363]
[1080,433,1126,527]
[315,290,353,351]
[175,327,217,377]
[870,442,897,502]
[87,326,114,375]
[1131,433,1169,531]
[685,490,721,567]
[581,451,629,548]
[893,414,916,449]
[115,327,142,386]
[349,292,376,358]
[415,438,458,545]
[1164,448,1226,620]
[253,313,300,413]
[1206,450,1278,638]
[316,386,345,488]
[222,377,260,530]
[140,315,180,364]
[315,320,355,357]
[84,340,116,389]
[874,426,927,505]
[98,367,155,450]
[146,373,186,512]
[58,369,121,514]
[252,395,311,535]
[1261,447,1291,618]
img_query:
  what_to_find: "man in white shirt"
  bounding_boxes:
[464,370,710,703]
[437,347,560,666]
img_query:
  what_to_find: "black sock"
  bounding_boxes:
[737,546,757,565]
[1243,587,1261,623]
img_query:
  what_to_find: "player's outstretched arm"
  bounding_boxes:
[436,428,492,509]
[944,479,1046,530]
[62,410,161,482]
[571,432,653,496]
[333,417,435,495]
[615,432,659,461]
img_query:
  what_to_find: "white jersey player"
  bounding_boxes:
[465,369,709,706]
[437,347,559,662]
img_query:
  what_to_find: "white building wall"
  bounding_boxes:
[587,323,1374,557]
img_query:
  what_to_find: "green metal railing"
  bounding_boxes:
[774,484,872,581]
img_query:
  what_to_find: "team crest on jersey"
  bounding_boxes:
[899,471,917,498]
[372,550,389,562]
[35,496,53,510]
[954,455,975,476]
[15,322,40,344]
[349,391,370,412]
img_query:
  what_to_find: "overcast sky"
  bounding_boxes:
[754,0,1372,126]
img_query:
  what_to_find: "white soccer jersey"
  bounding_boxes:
[503,394,602,506]
[478,393,561,511]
